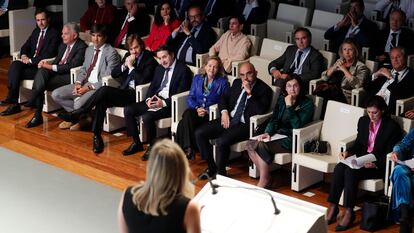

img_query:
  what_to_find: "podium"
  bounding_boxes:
[194,176,327,233]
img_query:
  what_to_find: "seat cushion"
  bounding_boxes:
[292,153,338,173]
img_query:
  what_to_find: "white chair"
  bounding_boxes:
[306,10,344,51]
[248,95,324,178]
[315,0,344,13]
[291,100,366,192]
[8,7,36,55]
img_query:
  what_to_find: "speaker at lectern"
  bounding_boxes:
[193,175,327,233]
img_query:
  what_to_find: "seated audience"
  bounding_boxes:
[324,0,378,55]
[145,0,181,52]
[364,46,414,114]
[268,27,325,92]
[167,4,216,66]
[52,24,120,130]
[326,95,401,231]
[0,8,60,116]
[195,62,272,178]
[235,0,268,35]
[316,38,370,104]
[57,34,157,153]
[202,0,235,27]
[390,128,414,233]
[375,0,414,22]
[80,0,116,32]
[209,15,251,74]
[176,56,229,160]
[123,45,192,159]
[23,22,87,128]
[118,139,201,233]
[246,74,314,188]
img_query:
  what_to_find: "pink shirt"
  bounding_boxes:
[367,119,382,153]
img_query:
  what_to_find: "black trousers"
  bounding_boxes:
[175,108,208,150]
[195,118,249,175]
[124,100,171,144]
[328,162,383,208]
[28,68,71,109]
[6,61,38,103]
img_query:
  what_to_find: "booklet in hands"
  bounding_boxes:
[250,134,287,142]
[340,153,376,169]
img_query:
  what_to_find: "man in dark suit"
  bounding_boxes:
[364,47,414,114]
[58,34,158,153]
[201,0,235,27]
[167,4,216,66]
[111,0,150,49]
[324,0,378,54]
[374,9,414,66]
[235,0,268,34]
[0,8,60,116]
[268,27,325,92]
[195,62,272,177]
[123,45,193,159]
[21,22,87,128]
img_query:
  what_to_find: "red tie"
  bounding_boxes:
[114,18,129,48]
[86,49,100,79]
[35,30,45,56]
[59,45,72,65]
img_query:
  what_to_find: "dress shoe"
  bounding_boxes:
[23,101,36,108]
[326,205,339,225]
[0,99,11,106]
[57,110,81,123]
[58,121,73,129]
[92,135,104,154]
[198,168,217,180]
[69,123,81,131]
[335,211,355,231]
[25,114,43,128]
[185,148,195,160]
[0,104,21,116]
[122,142,144,156]
[140,144,152,161]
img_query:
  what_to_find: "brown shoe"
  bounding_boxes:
[58,121,73,129]
[69,123,81,131]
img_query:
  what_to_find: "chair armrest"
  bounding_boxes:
[217,16,230,30]
[70,66,82,84]
[370,10,381,21]
[351,87,366,107]
[309,77,323,95]
[384,152,396,196]
[250,112,272,138]
[171,91,189,125]
[408,54,414,69]
[44,57,55,64]
[285,31,294,44]
[135,83,151,102]
[231,59,249,77]
[338,134,357,153]
[396,96,414,116]
[323,39,331,51]
[409,17,414,31]
[250,23,266,39]
[362,47,370,61]
[292,121,323,154]
[12,51,20,61]
[335,2,348,14]
[196,53,209,68]
[102,76,120,88]
[209,104,219,121]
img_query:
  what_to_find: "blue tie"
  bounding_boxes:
[230,91,247,126]
[157,67,171,93]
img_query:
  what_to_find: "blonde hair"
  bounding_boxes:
[200,56,225,77]
[131,139,194,216]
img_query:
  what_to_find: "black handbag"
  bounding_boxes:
[304,139,329,154]
[360,196,392,231]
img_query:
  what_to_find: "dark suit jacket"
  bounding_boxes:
[219,78,272,124]
[268,45,325,91]
[52,38,88,74]
[111,8,150,47]
[364,67,414,114]
[202,0,236,27]
[111,49,158,87]
[236,0,268,34]
[348,115,402,172]
[375,27,414,63]
[20,26,60,65]
[167,21,216,66]
[324,16,378,54]
[147,60,193,108]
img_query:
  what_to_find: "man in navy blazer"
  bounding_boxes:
[167,4,216,66]
[123,45,193,159]
[0,8,60,116]
[195,62,272,178]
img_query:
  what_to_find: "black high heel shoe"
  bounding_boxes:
[335,211,355,231]
[327,206,339,225]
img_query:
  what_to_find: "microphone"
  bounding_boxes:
[200,172,280,215]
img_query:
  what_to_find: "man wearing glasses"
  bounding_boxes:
[195,62,272,178]
[167,4,216,66]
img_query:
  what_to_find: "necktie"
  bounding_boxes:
[391,33,398,48]
[296,50,303,69]
[120,73,134,90]
[35,30,45,56]
[86,49,100,79]
[177,27,196,62]
[394,71,399,82]
[59,45,72,65]
[230,91,247,126]
[114,16,129,48]
[157,67,171,93]
[204,0,215,15]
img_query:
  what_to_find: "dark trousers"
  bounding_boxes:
[124,100,171,144]
[195,119,250,175]
[29,68,71,109]
[176,108,208,150]
[6,61,38,103]
[328,163,383,208]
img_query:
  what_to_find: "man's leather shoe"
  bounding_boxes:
[23,101,36,108]
[93,135,104,154]
[57,110,82,123]
[122,142,144,156]
[0,99,11,106]
[25,114,43,128]
[140,145,152,161]
[0,104,21,116]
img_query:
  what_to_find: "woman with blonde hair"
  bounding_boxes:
[118,139,201,233]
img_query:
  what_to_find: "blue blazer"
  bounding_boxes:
[187,74,229,109]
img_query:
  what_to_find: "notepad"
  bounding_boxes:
[250,134,287,142]
[340,154,376,169]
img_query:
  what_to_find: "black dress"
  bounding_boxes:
[122,187,190,233]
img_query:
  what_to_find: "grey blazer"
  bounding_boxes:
[76,43,120,89]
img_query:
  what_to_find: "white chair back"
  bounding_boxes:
[247,35,262,56]
[311,10,343,29]
[276,3,312,26]
[259,38,291,60]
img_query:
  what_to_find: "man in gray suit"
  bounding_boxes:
[52,24,120,129]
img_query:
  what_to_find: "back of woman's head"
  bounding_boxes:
[132,139,194,216]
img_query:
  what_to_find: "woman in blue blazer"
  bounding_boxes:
[176,56,229,159]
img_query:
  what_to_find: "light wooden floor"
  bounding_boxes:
[0,57,399,232]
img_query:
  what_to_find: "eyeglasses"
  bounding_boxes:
[188,14,202,20]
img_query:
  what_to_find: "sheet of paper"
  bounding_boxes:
[250,134,288,142]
